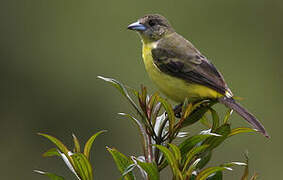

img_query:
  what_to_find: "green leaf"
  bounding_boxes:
[179,134,213,159]
[38,133,73,166]
[72,134,81,153]
[154,145,182,179]
[71,153,93,180]
[118,113,148,159]
[182,101,216,127]
[42,148,61,157]
[151,102,161,126]
[189,175,196,180]
[195,151,212,170]
[34,170,65,180]
[209,108,219,132]
[223,109,233,124]
[199,115,211,128]
[241,153,249,180]
[97,76,143,118]
[147,92,159,123]
[148,93,159,112]
[182,102,193,120]
[98,76,129,99]
[221,161,246,168]
[228,127,257,137]
[134,158,159,180]
[206,171,223,180]
[185,158,201,180]
[196,161,246,180]
[168,143,181,164]
[122,164,136,177]
[38,133,70,156]
[107,147,135,180]
[83,130,106,159]
[202,124,231,151]
[158,97,175,136]
[182,98,189,114]
[138,85,147,115]
[182,145,209,172]
[195,166,230,180]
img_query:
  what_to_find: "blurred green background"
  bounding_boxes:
[1,0,282,179]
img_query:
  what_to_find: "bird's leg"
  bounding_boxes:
[173,103,183,118]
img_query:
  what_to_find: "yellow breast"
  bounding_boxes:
[142,42,222,102]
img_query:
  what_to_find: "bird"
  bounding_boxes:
[127,14,269,138]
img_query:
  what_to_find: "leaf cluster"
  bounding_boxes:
[98,76,258,180]
[34,131,106,180]
[35,76,260,180]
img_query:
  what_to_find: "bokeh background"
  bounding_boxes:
[1,0,282,179]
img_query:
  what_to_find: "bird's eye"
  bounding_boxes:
[148,20,156,27]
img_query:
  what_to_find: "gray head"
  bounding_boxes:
[128,14,174,42]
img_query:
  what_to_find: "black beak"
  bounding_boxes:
[127,21,147,31]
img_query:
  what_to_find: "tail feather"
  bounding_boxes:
[218,97,270,138]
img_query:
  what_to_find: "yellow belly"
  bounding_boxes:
[142,43,222,102]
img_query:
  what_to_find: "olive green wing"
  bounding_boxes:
[151,47,230,96]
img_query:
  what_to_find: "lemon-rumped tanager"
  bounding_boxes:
[127,14,269,138]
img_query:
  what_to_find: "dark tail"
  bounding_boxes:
[218,97,270,138]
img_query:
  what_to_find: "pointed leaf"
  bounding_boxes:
[138,85,147,115]
[118,113,148,159]
[72,134,81,153]
[158,97,175,136]
[185,158,201,180]
[147,92,159,123]
[38,133,70,156]
[229,127,257,137]
[182,145,209,172]
[158,134,213,174]
[122,164,137,177]
[223,109,233,124]
[182,98,189,114]
[71,153,93,180]
[148,93,159,112]
[206,171,223,180]
[38,133,73,166]
[97,76,129,99]
[154,145,182,179]
[168,143,181,164]
[58,151,79,179]
[202,124,231,151]
[83,130,106,159]
[199,115,211,128]
[179,134,214,158]
[221,161,246,168]
[195,151,212,170]
[42,148,61,157]
[196,166,231,180]
[151,102,161,126]
[134,158,159,180]
[182,103,193,120]
[97,76,143,118]
[209,108,219,132]
[241,153,249,180]
[182,101,216,127]
[107,147,135,180]
[34,170,65,180]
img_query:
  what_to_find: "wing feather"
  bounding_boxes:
[151,34,231,96]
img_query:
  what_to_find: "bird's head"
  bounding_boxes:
[128,14,174,42]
